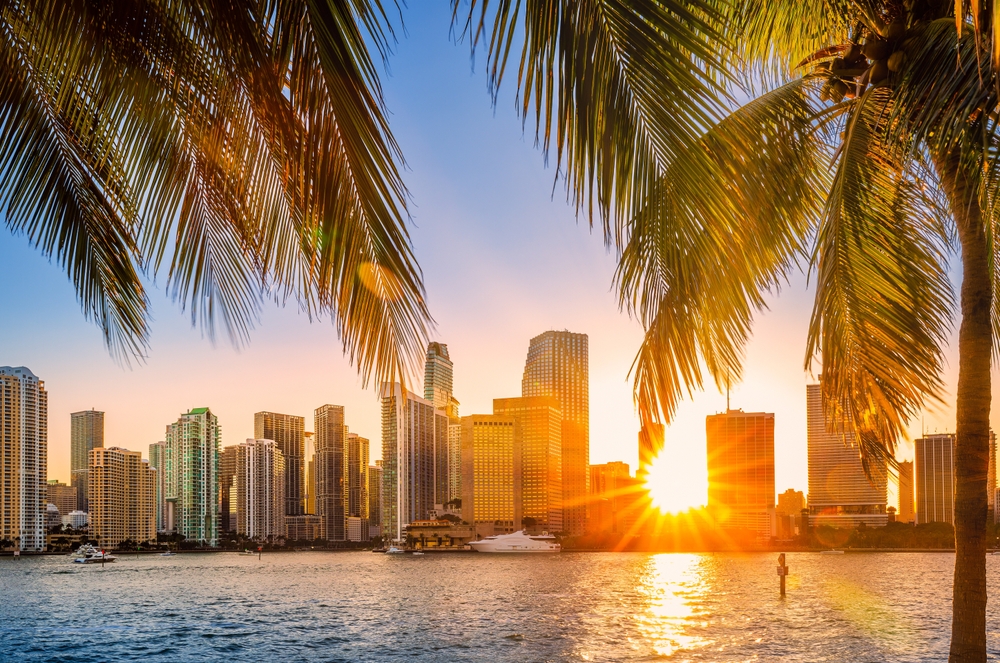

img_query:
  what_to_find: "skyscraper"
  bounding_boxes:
[164,407,221,546]
[0,367,47,551]
[314,405,346,541]
[304,431,316,514]
[493,396,563,533]
[369,460,383,540]
[234,439,286,541]
[706,409,776,536]
[88,447,155,549]
[71,409,103,512]
[46,480,77,519]
[218,445,239,533]
[148,441,167,532]
[346,432,370,541]
[254,412,305,516]
[424,342,460,505]
[897,460,915,523]
[806,383,888,528]
[381,383,440,542]
[461,415,522,537]
[590,462,643,535]
[522,330,588,535]
[915,434,956,525]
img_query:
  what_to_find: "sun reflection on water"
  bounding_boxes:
[634,554,711,658]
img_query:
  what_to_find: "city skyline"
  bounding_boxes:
[3,5,993,503]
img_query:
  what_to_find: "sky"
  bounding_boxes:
[0,6,988,506]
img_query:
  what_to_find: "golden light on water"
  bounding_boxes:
[643,450,708,514]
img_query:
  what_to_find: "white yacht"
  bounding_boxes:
[469,531,561,553]
[71,545,117,564]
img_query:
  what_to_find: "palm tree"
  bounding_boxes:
[7,0,992,658]
[460,2,997,661]
[0,0,428,385]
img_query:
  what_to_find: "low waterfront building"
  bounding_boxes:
[347,516,365,542]
[406,519,474,549]
[46,503,61,530]
[66,510,89,529]
[285,514,323,542]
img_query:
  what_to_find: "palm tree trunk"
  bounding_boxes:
[935,148,992,663]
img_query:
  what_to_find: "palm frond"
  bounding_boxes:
[452,0,729,245]
[620,79,826,426]
[806,86,953,474]
[0,0,429,386]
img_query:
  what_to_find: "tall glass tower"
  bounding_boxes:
[71,409,103,512]
[521,331,588,535]
[164,407,221,546]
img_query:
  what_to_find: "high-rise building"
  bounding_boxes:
[148,441,167,532]
[369,461,383,540]
[424,342,455,412]
[164,407,221,546]
[589,462,644,535]
[346,432,370,541]
[448,420,462,502]
[218,445,239,533]
[88,446,156,549]
[304,431,316,514]
[461,415,521,537]
[915,434,956,525]
[234,439,286,541]
[776,489,805,517]
[381,383,441,542]
[897,460,915,523]
[638,422,665,478]
[706,409,776,537]
[314,405,346,541]
[70,409,103,513]
[0,367,47,551]
[806,383,888,528]
[254,412,305,516]
[522,330,588,535]
[46,480,77,519]
[493,396,563,533]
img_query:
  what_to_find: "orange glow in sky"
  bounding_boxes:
[644,450,708,514]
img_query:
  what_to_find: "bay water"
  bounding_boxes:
[3,551,1000,661]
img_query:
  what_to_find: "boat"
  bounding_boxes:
[820,549,845,555]
[412,551,425,556]
[72,545,117,564]
[239,550,256,556]
[468,530,561,553]
[159,551,177,557]
[385,546,405,554]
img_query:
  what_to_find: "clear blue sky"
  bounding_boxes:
[0,5,978,500]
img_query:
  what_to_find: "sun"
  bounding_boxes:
[643,449,708,514]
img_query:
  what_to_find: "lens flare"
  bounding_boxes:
[644,450,708,514]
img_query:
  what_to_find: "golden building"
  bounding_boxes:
[776,488,805,517]
[590,462,644,535]
[304,431,315,514]
[461,415,521,537]
[88,447,155,549]
[254,412,305,516]
[315,404,346,541]
[235,439,285,541]
[897,461,915,523]
[346,432,369,540]
[406,519,474,549]
[521,331,588,535]
[218,445,239,533]
[0,367,47,552]
[706,409,776,537]
[493,396,563,533]
[46,480,78,518]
